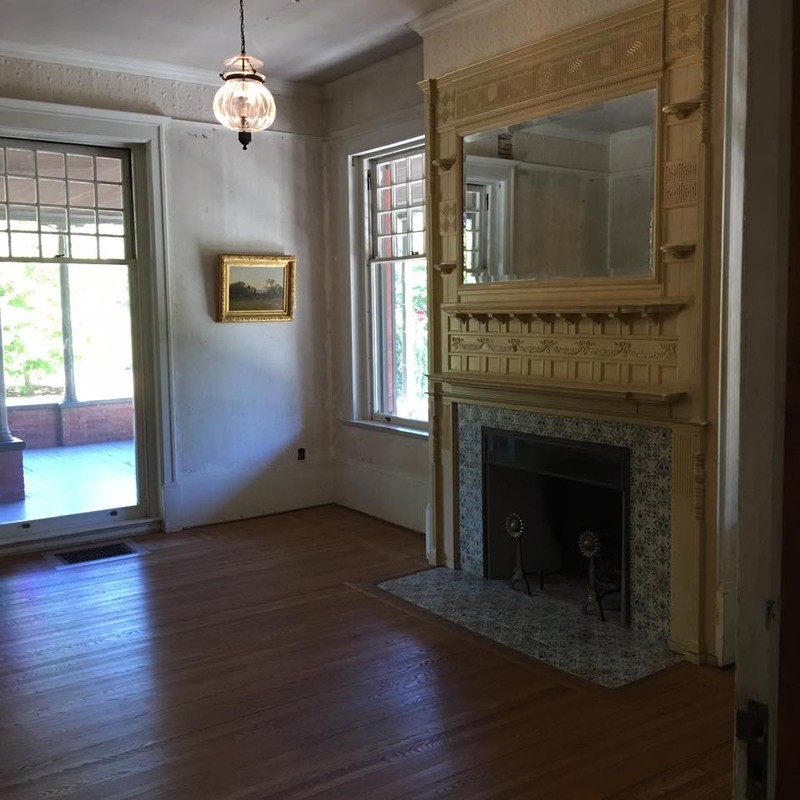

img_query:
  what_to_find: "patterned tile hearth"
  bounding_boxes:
[378,568,681,688]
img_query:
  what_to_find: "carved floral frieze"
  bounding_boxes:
[449,336,678,362]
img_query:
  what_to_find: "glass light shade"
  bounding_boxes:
[213,54,277,135]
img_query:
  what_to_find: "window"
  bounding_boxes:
[363,144,428,425]
[0,139,133,404]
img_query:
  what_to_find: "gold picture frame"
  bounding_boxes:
[217,254,296,322]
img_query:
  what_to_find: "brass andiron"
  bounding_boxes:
[505,512,531,595]
[578,529,604,621]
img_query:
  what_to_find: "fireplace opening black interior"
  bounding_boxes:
[482,429,631,627]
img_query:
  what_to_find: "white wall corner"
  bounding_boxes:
[334,459,429,533]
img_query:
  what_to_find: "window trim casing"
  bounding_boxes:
[353,138,429,431]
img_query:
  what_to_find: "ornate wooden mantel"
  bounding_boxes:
[421,0,724,664]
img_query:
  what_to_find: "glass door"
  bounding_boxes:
[0,139,146,529]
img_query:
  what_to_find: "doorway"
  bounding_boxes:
[0,138,149,533]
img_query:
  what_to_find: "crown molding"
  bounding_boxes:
[408,0,512,38]
[0,40,322,99]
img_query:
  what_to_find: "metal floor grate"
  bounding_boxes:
[51,541,139,566]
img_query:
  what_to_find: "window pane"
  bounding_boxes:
[0,178,5,203]
[71,235,98,260]
[70,208,97,235]
[0,262,65,399]
[99,236,125,260]
[67,154,94,180]
[39,179,67,206]
[0,234,8,258]
[392,159,408,183]
[9,205,37,231]
[377,211,392,236]
[376,162,392,187]
[68,181,95,207]
[10,232,40,258]
[97,183,123,209]
[98,210,125,236]
[41,233,64,258]
[377,236,393,259]
[393,209,409,234]
[392,184,408,208]
[6,149,36,176]
[37,151,65,178]
[68,264,133,400]
[372,259,428,422]
[7,176,37,204]
[408,153,424,181]
[95,157,122,183]
[376,188,392,212]
[0,205,6,231]
[40,206,68,233]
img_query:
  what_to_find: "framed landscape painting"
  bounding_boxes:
[218,254,296,322]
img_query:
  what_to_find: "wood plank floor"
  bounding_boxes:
[0,505,734,799]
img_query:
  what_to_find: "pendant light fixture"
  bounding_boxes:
[213,0,277,150]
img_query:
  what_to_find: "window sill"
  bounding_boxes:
[341,418,429,440]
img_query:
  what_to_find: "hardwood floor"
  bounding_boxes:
[0,505,734,799]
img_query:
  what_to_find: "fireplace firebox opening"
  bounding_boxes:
[482,429,631,627]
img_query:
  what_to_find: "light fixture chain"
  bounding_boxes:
[239,0,246,54]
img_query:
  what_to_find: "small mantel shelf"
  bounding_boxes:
[660,243,696,260]
[441,301,687,326]
[662,100,702,120]
[430,371,688,407]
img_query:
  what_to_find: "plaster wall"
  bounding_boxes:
[420,0,646,79]
[323,47,430,532]
[161,122,333,529]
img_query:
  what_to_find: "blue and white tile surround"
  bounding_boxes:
[457,404,672,641]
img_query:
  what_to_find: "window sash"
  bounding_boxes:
[364,144,428,426]
[0,138,134,265]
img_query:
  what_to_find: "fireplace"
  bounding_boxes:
[457,404,672,641]
[482,429,630,627]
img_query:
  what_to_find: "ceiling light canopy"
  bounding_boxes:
[213,0,277,150]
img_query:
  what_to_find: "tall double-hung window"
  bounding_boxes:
[364,144,428,425]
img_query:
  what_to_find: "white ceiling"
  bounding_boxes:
[0,0,458,85]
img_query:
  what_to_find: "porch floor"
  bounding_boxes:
[0,440,137,524]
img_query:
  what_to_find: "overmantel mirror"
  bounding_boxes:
[462,88,657,284]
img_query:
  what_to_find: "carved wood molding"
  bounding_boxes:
[660,243,696,260]
[664,160,698,206]
[449,335,678,362]
[430,371,687,406]
[441,301,686,325]
[693,452,706,520]
[662,100,701,119]
[434,5,664,128]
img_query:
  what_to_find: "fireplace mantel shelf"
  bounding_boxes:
[441,301,687,326]
[430,372,688,406]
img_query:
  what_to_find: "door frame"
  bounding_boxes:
[0,99,176,550]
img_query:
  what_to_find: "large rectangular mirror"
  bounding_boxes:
[462,88,657,283]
